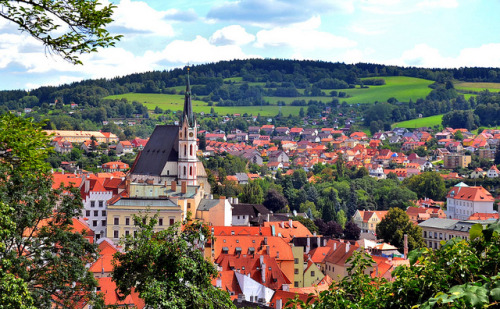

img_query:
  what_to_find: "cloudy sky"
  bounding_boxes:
[1,0,499,90]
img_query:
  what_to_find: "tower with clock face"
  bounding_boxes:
[178,67,198,186]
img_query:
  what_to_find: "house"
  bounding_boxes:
[275,127,290,135]
[102,161,129,172]
[54,140,73,154]
[130,137,149,150]
[81,139,99,153]
[470,167,486,179]
[289,128,304,138]
[116,140,134,155]
[268,150,289,163]
[205,133,226,141]
[352,210,388,234]
[487,165,500,178]
[445,183,496,220]
[232,203,271,226]
[406,206,446,224]
[261,125,275,135]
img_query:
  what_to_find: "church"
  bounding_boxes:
[106,69,231,241]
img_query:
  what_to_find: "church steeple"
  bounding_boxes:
[182,66,195,128]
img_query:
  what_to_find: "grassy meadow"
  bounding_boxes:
[105,76,436,116]
[393,114,444,129]
[454,81,500,93]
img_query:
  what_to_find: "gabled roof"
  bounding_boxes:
[447,186,495,202]
[129,125,179,176]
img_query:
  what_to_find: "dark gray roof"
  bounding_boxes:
[129,125,179,176]
[418,218,458,229]
[232,203,271,217]
[198,199,221,211]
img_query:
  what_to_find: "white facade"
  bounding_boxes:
[446,199,494,220]
[178,120,198,186]
[82,189,113,240]
[235,271,275,304]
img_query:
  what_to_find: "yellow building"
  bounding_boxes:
[44,130,119,143]
[352,210,388,234]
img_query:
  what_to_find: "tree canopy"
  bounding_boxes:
[112,214,235,309]
[0,0,122,64]
[376,207,425,252]
[0,114,100,308]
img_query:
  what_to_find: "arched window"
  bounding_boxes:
[184,145,187,156]
[190,145,193,156]
[183,166,186,175]
[189,166,193,176]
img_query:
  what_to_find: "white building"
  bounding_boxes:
[445,183,496,220]
[81,178,113,240]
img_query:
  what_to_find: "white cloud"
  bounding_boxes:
[210,25,255,46]
[390,43,500,68]
[155,35,259,64]
[110,0,175,37]
[254,16,357,50]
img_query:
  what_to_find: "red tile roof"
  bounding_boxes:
[447,186,495,202]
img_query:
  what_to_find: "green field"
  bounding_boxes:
[105,93,302,116]
[455,82,500,93]
[105,76,436,116]
[393,114,444,129]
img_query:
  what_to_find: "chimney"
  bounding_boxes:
[264,236,268,245]
[266,245,270,255]
[260,254,264,265]
[171,181,177,192]
[85,180,90,193]
[289,219,293,228]
[229,197,233,204]
[276,251,279,259]
[181,181,187,194]
[282,284,289,292]
[323,238,327,247]
[346,242,350,253]
[404,234,408,259]
[334,242,337,251]
[276,299,283,309]
[261,263,266,283]
[281,221,285,228]
[306,236,311,254]
[216,277,222,288]
[234,197,239,204]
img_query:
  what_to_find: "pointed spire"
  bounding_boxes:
[182,66,195,127]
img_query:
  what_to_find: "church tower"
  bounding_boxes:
[178,67,198,185]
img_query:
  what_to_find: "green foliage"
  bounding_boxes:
[376,207,425,252]
[112,213,235,309]
[240,180,264,204]
[0,0,122,64]
[287,220,500,309]
[403,171,447,201]
[0,114,100,308]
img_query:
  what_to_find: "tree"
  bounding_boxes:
[113,214,235,308]
[0,0,122,64]
[240,180,264,204]
[0,114,100,308]
[402,171,447,201]
[376,208,425,252]
[288,220,500,309]
[343,221,360,240]
[263,189,288,212]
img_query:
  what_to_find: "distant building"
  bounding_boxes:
[445,183,495,220]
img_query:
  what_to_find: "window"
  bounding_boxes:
[90,201,95,208]
[237,216,240,219]
[113,231,119,238]
[184,145,187,156]
[294,268,299,274]
[311,271,315,277]
[158,218,163,226]
[294,281,299,288]
[94,210,98,216]
[142,218,147,225]
[183,166,186,175]
[125,218,130,226]
[189,166,192,176]
[190,145,193,156]
[170,218,175,226]
[102,220,106,226]
[188,203,191,209]
[86,210,90,217]
[114,217,119,225]
[125,230,129,236]
[294,258,299,264]
[92,220,97,227]
[102,211,106,216]
[99,201,104,207]
[423,231,427,238]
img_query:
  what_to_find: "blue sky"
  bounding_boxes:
[1,0,500,90]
